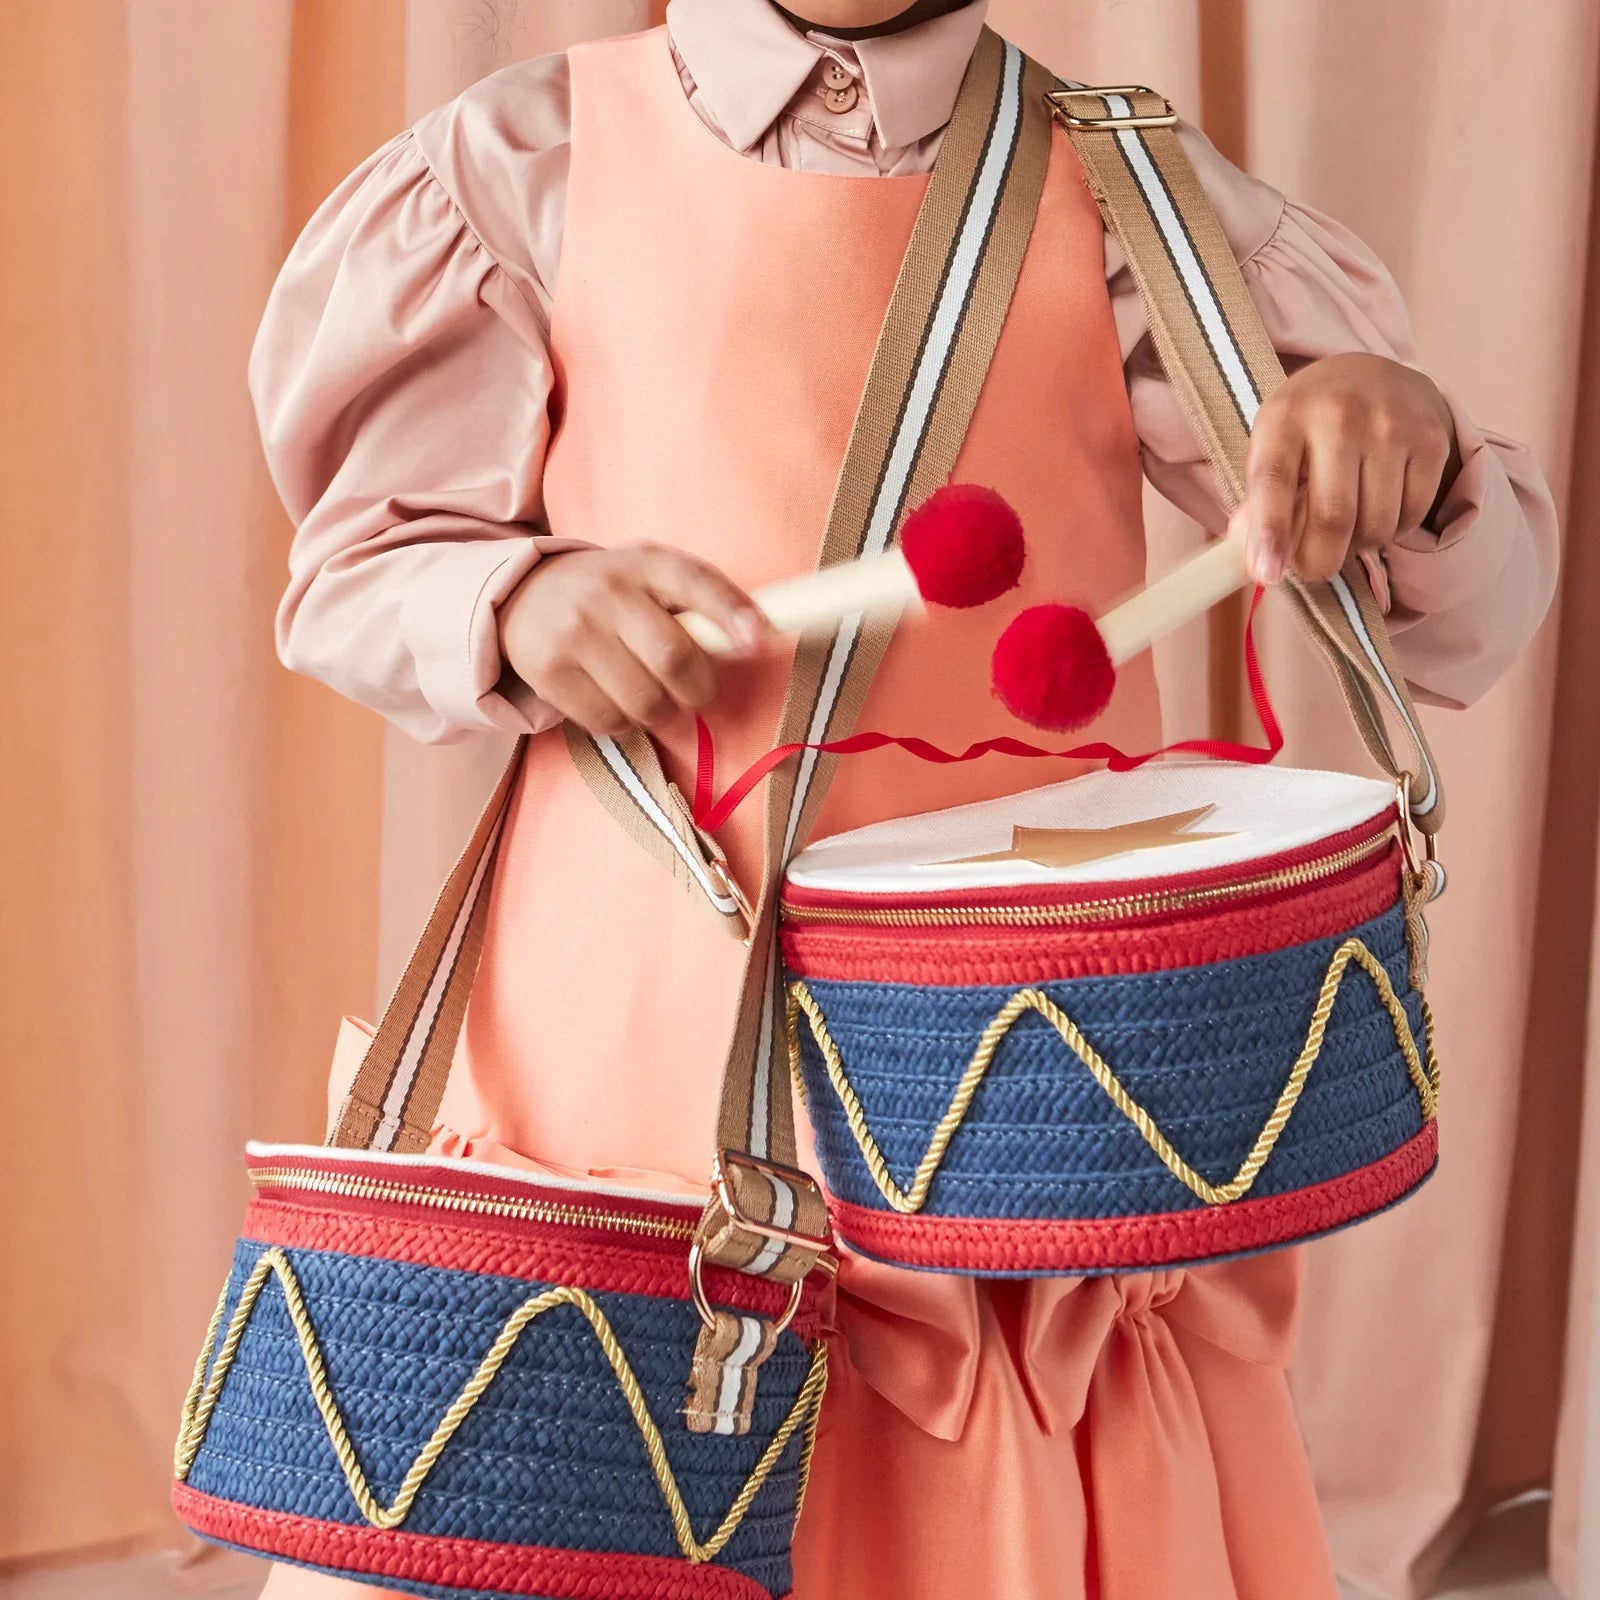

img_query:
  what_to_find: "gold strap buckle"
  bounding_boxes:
[1046,85,1178,132]
[710,1149,835,1257]
[689,1151,835,1334]
[705,854,756,945]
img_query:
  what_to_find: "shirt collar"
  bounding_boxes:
[667,0,990,154]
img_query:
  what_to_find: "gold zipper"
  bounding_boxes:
[782,829,1394,930]
[249,1167,698,1242]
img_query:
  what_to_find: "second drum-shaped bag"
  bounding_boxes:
[780,762,1439,1275]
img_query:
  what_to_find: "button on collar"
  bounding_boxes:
[816,55,860,115]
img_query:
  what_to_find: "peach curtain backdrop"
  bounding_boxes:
[2,2,1597,1596]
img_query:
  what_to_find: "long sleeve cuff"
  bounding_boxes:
[400,534,589,738]
[1370,392,1559,707]
[1380,397,1521,610]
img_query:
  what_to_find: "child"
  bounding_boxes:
[250,1,1557,1595]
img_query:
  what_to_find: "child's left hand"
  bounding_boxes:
[1239,352,1462,585]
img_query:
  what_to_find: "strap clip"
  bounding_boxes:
[704,853,757,945]
[688,1247,805,1337]
[710,1149,836,1256]
[688,1151,835,1335]
[1396,773,1445,903]
[1046,85,1177,132]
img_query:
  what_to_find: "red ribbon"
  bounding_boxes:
[693,588,1281,835]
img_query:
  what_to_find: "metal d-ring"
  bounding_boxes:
[687,1240,806,1338]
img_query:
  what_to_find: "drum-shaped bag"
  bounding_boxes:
[781,762,1440,1275]
[172,51,1456,1594]
[168,36,1045,1596]
[172,1147,831,1599]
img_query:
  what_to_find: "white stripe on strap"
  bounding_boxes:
[1064,79,1440,830]
[710,1316,767,1437]
[592,735,742,916]
[1326,572,1441,816]
[1094,89,1262,427]
[747,41,1029,1155]
[374,801,509,1151]
[743,1168,797,1278]
[779,42,1029,867]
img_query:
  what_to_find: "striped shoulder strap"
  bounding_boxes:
[694,31,1058,1291]
[328,31,1056,1435]
[564,724,749,936]
[1050,84,1445,837]
[329,746,520,1153]
[326,28,1058,1181]
[560,34,1058,935]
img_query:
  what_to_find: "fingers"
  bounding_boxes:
[1238,357,1462,587]
[636,546,769,652]
[1243,402,1306,585]
[1401,438,1452,532]
[1248,394,1410,584]
[611,588,718,714]
[579,624,685,732]
[535,661,634,738]
[1355,452,1407,553]
[497,545,769,737]
[1295,419,1363,582]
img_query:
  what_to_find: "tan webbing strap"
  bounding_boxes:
[329,744,524,1153]
[563,725,750,937]
[697,33,1057,1287]
[313,34,1052,1434]
[1053,84,1445,835]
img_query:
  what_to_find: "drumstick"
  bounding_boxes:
[1096,535,1251,665]
[992,505,1301,733]
[678,484,1025,655]
[678,549,923,652]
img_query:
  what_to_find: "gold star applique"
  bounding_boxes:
[943,806,1235,870]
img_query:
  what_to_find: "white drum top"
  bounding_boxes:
[785,762,1397,895]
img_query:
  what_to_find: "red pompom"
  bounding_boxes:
[991,604,1115,732]
[900,483,1025,609]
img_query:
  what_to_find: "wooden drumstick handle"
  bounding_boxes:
[1096,534,1252,667]
[678,548,922,655]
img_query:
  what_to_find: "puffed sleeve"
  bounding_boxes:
[251,96,576,743]
[1118,123,1560,710]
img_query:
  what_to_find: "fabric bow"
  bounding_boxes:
[834,1246,1304,1441]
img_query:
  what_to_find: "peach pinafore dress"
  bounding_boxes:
[267,28,1339,1600]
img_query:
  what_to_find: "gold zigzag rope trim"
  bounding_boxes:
[174,1248,828,1564]
[787,936,1439,1213]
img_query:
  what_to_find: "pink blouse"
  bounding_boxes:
[250,0,1558,746]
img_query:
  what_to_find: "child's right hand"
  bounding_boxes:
[497,546,770,737]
